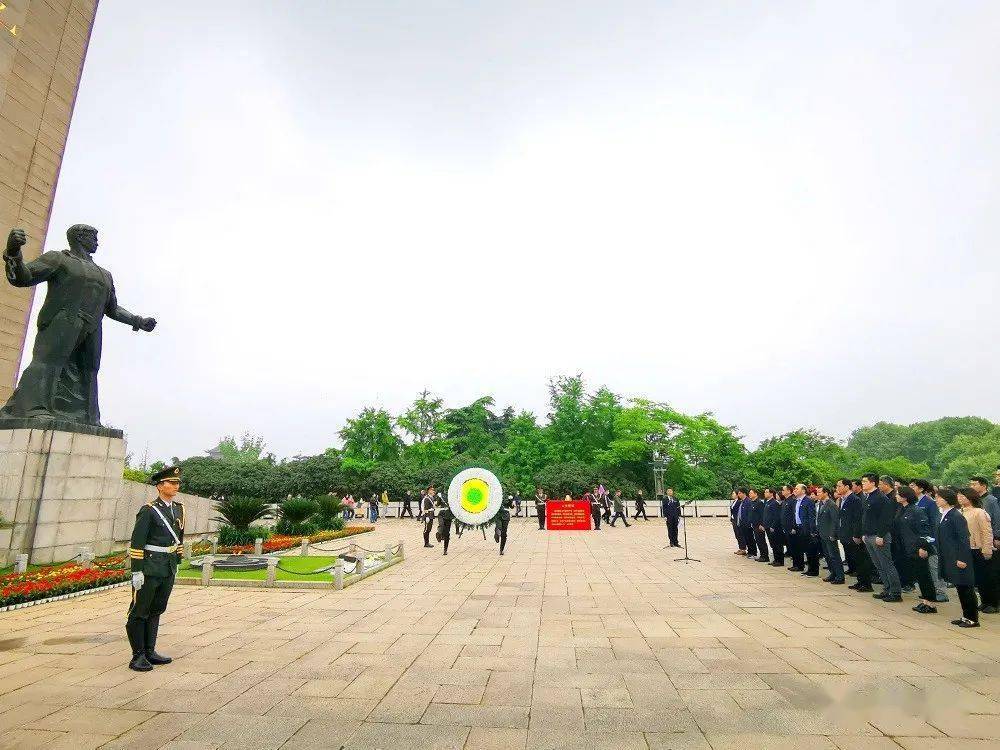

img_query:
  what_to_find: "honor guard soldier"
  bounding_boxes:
[125,465,184,671]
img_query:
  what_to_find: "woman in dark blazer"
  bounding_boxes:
[935,487,979,627]
[895,486,937,613]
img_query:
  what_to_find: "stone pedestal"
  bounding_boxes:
[0,427,125,565]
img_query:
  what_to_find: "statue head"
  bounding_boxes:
[66,224,98,254]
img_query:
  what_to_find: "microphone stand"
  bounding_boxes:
[674,500,701,563]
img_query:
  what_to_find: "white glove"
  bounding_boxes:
[132,572,144,591]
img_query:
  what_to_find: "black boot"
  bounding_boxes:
[129,653,153,672]
[144,616,172,665]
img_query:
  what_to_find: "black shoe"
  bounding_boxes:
[757,558,770,563]
[831,579,845,585]
[129,654,153,672]
[913,604,937,614]
[882,595,903,602]
[957,619,980,628]
[424,544,434,548]
[500,551,504,556]
[443,550,448,555]
[788,566,803,572]
[146,651,172,665]
[805,571,819,577]
[823,575,834,582]
[769,561,783,567]
[981,606,998,614]
[855,584,874,592]
[873,592,886,599]
[848,583,860,590]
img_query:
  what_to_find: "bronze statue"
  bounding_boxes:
[1,226,156,427]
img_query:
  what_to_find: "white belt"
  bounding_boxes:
[144,544,178,553]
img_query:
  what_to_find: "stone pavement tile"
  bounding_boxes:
[158,742,220,750]
[271,718,361,749]
[340,722,469,750]
[729,688,791,710]
[580,687,633,708]
[895,739,1000,750]
[266,696,372,721]
[368,686,433,723]
[644,732,712,750]
[122,690,238,714]
[0,701,63,732]
[532,686,582,708]
[534,669,626,690]
[465,727,528,750]
[622,673,681,705]
[177,714,306,750]
[421,703,529,728]
[704,735,838,750]
[584,706,698,733]
[24,705,155,735]
[830,738,905,750]
[671,672,769,691]
[529,705,585,730]
[292,678,352,697]
[37,732,114,749]
[924,712,1000,739]
[867,709,944,737]
[434,683,485,704]
[0,729,63,749]
[100,712,207,750]
[772,647,844,674]
[482,671,534,706]
[0,666,62,697]
[526,728,647,750]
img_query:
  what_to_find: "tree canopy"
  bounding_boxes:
[163,377,1000,501]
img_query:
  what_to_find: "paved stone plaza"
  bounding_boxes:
[1,517,999,749]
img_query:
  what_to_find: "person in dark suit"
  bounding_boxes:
[911,479,948,602]
[729,490,744,554]
[816,486,844,584]
[763,487,784,566]
[663,488,681,547]
[801,486,820,576]
[736,489,756,557]
[589,490,602,530]
[749,489,769,562]
[837,479,871,592]
[895,485,937,613]
[935,487,980,627]
[862,473,902,602]
[780,485,800,570]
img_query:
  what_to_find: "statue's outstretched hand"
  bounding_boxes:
[6,229,26,255]
[137,317,157,332]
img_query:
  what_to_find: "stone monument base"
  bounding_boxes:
[0,426,125,565]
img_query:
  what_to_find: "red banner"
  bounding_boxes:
[545,500,592,530]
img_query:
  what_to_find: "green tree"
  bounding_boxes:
[398,389,447,444]
[339,408,401,470]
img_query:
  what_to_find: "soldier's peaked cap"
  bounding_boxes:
[150,465,182,484]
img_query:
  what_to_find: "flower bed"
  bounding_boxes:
[0,554,130,608]
[0,527,373,610]
[190,525,373,556]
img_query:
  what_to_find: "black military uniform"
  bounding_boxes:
[435,493,453,554]
[494,496,513,554]
[126,465,184,672]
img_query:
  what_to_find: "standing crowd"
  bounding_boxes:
[730,469,1000,628]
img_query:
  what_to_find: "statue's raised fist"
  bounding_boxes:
[6,229,27,254]
[138,317,157,332]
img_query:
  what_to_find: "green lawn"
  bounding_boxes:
[177,555,342,582]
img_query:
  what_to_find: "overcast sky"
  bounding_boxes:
[35,0,1000,464]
